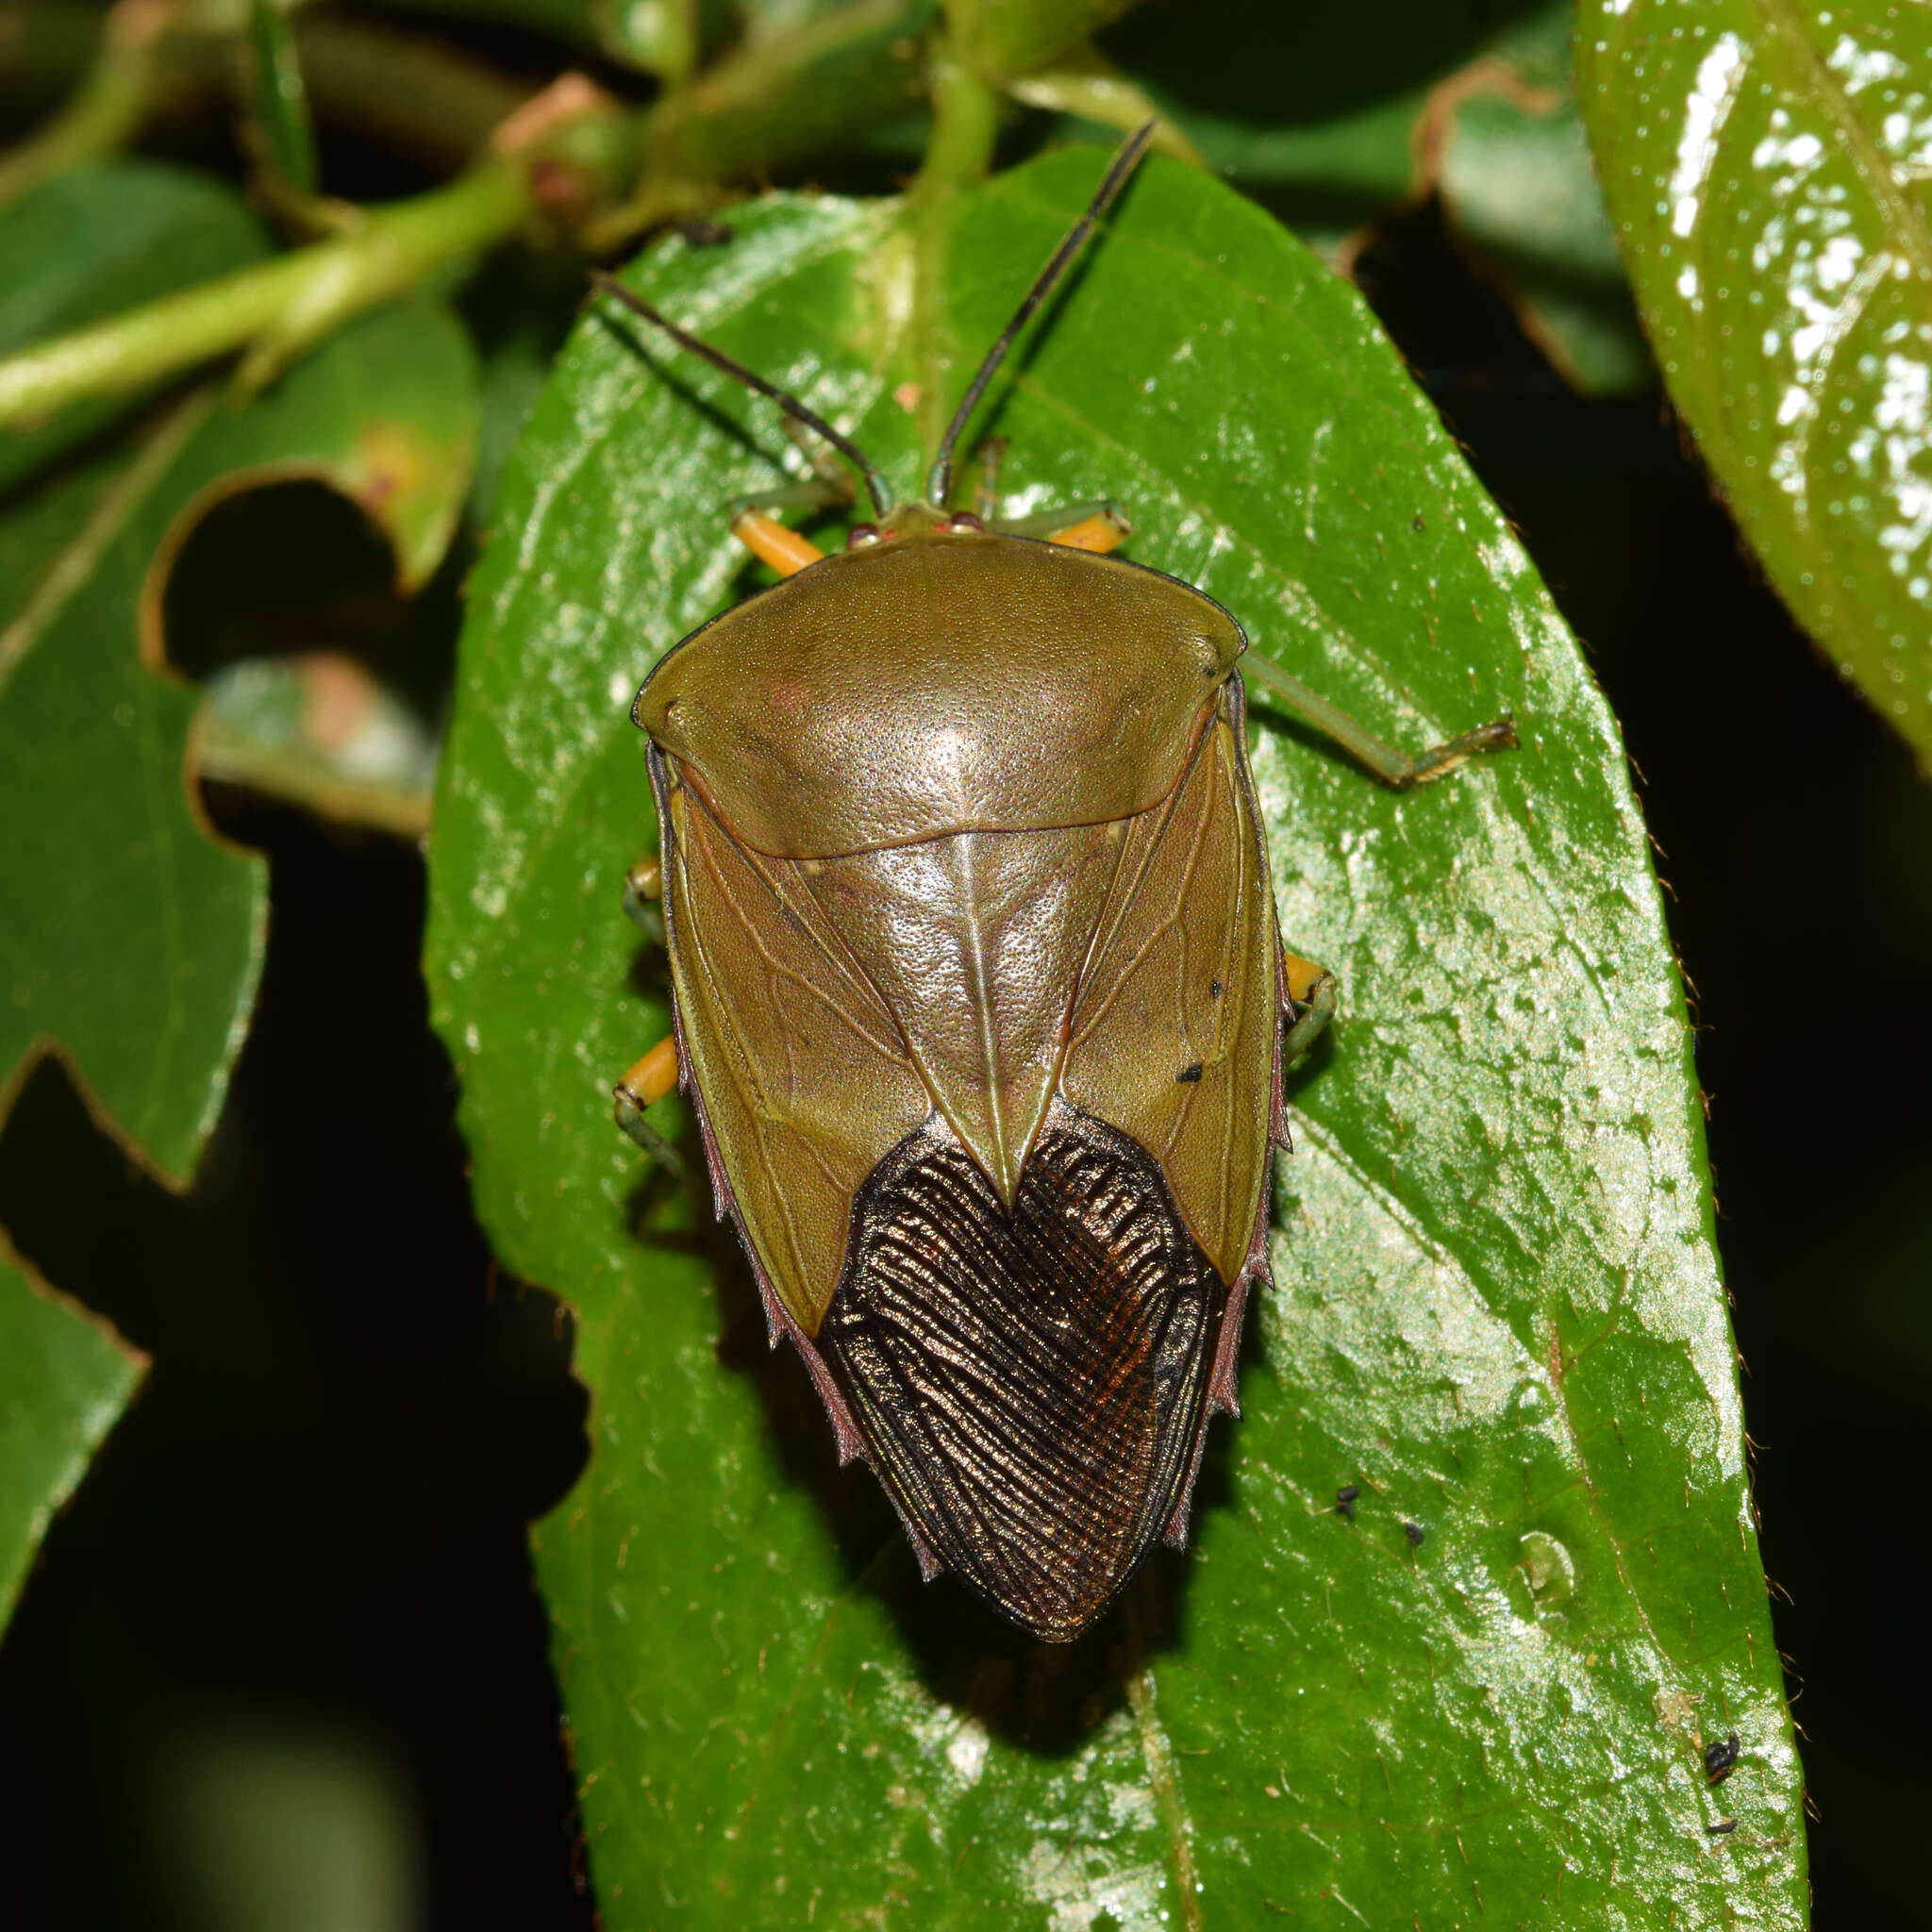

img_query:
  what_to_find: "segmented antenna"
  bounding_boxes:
[590,270,895,519]
[925,122,1158,508]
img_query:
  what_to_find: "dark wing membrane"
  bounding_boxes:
[819,1098,1227,1642]
[1061,686,1279,1288]
[656,756,930,1335]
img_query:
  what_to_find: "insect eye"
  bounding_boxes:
[944,512,986,534]
[846,524,884,549]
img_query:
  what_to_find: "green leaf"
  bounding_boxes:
[1577,0,1932,765]
[426,153,1806,1924]
[196,655,440,840]
[1094,0,1532,246]
[0,161,270,492]
[1085,0,1650,392]
[0,1241,143,1631]
[1,298,480,1187]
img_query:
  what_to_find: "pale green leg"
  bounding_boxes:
[1282,971,1339,1067]
[621,858,663,946]
[614,1082,685,1173]
[730,420,855,521]
[727,475,850,521]
[1241,653,1516,789]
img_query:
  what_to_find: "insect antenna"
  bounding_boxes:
[925,121,1158,508]
[590,270,895,518]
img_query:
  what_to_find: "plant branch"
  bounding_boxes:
[0,158,530,427]
[0,4,538,207]
[0,0,160,209]
[588,0,936,248]
[907,48,1000,467]
[944,0,1150,83]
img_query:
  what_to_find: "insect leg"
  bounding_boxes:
[1281,949,1339,1066]
[614,1035,685,1171]
[729,509,825,576]
[621,855,663,944]
[1241,652,1516,789]
[974,438,1008,522]
[989,501,1133,554]
[729,422,856,523]
[727,477,850,520]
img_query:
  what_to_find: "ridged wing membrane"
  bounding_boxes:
[820,1100,1226,1641]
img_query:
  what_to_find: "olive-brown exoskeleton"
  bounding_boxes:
[597,126,1515,1643]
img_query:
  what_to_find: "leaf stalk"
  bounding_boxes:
[0,158,530,427]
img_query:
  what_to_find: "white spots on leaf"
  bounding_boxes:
[945,1718,989,1787]
[1019,1838,1168,1932]
[1849,353,1932,600]
[1670,33,1748,239]
[1824,31,1906,95]
[1477,531,1535,589]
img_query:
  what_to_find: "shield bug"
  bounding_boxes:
[597,127,1514,1642]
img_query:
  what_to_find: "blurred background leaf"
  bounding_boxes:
[426,148,1803,1925]
[1074,0,1650,391]
[1578,0,1932,763]
[1434,4,1650,392]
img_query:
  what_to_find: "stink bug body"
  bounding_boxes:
[598,128,1514,1642]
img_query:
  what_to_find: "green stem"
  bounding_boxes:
[0,8,534,203]
[0,10,151,209]
[908,51,1000,476]
[0,158,528,428]
[589,0,935,249]
[946,0,1151,82]
[293,19,528,169]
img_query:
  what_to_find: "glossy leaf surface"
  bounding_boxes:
[1,300,478,1187]
[0,161,269,492]
[427,152,1806,1926]
[1578,0,1932,762]
[0,1245,143,1630]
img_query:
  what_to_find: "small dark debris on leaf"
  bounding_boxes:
[1175,1061,1204,1084]
[1403,1520,1426,1547]
[1705,1733,1740,1784]
[676,217,735,247]
[1706,1817,1737,1836]
[1335,1485,1359,1521]
[1411,512,1426,532]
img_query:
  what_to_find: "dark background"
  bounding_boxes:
[2,37,1927,1930]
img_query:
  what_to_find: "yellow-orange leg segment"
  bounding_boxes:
[730,510,825,577]
[1049,509,1132,555]
[615,1034,684,1169]
[1282,947,1339,1067]
[991,499,1134,553]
